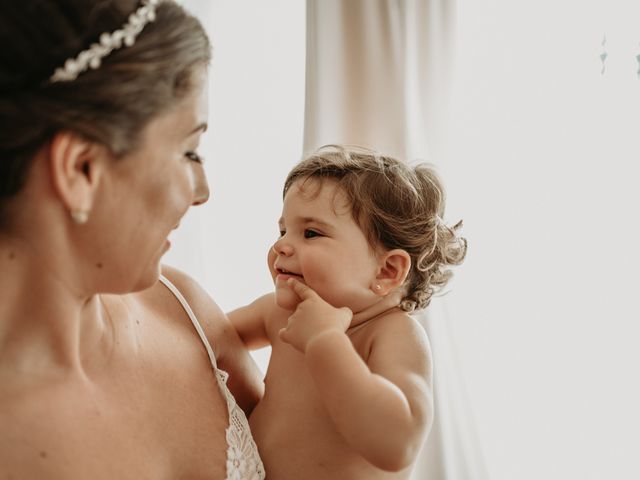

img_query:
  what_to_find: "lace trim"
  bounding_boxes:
[216,369,265,480]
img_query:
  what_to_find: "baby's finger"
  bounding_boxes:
[278,327,290,343]
[287,278,318,301]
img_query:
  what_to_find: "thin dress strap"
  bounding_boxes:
[158,274,266,480]
[159,274,219,368]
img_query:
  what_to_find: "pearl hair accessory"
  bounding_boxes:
[50,0,161,83]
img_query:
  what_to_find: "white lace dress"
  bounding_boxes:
[160,276,265,480]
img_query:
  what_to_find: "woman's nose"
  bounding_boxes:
[191,163,210,206]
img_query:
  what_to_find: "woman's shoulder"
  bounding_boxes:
[158,264,231,340]
[129,265,230,355]
[159,265,265,414]
[159,264,213,307]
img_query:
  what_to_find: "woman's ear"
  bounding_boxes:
[48,131,106,223]
[372,249,411,296]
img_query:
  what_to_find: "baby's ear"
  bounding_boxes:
[372,249,411,296]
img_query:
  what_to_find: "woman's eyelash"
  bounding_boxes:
[185,151,204,164]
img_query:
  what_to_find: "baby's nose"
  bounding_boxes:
[272,237,294,256]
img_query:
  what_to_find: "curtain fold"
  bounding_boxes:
[304,1,487,478]
[304,0,455,162]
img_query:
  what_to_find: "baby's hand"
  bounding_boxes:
[278,278,352,353]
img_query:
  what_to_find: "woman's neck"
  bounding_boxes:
[0,237,113,379]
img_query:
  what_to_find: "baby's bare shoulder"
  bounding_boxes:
[368,310,429,349]
[365,310,432,378]
[377,309,424,329]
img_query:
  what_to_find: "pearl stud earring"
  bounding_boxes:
[71,209,89,224]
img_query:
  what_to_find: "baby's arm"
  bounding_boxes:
[307,319,432,471]
[227,293,274,350]
[281,279,433,472]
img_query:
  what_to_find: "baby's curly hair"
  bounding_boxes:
[284,145,467,312]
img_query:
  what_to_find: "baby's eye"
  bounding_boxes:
[185,151,204,164]
[304,229,321,239]
[278,229,286,237]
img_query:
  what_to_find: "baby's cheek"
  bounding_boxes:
[266,247,277,280]
[275,286,300,312]
[313,281,362,311]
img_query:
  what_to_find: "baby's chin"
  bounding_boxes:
[274,287,301,311]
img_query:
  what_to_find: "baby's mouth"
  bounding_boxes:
[276,267,303,279]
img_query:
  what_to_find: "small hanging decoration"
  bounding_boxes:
[600,34,607,75]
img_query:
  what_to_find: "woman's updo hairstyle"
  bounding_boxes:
[0,0,211,223]
[284,145,468,312]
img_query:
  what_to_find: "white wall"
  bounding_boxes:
[166,1,640,479]
[443,1,640,479]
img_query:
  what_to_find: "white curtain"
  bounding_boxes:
[304,0,454,162]
[304,1,487,478]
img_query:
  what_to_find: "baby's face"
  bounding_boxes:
[268,178,381,313]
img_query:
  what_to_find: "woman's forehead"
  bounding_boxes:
[137,70,209,147]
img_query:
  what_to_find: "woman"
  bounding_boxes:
[0,1,264,478]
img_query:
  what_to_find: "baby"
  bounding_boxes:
[229,145,466,479]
